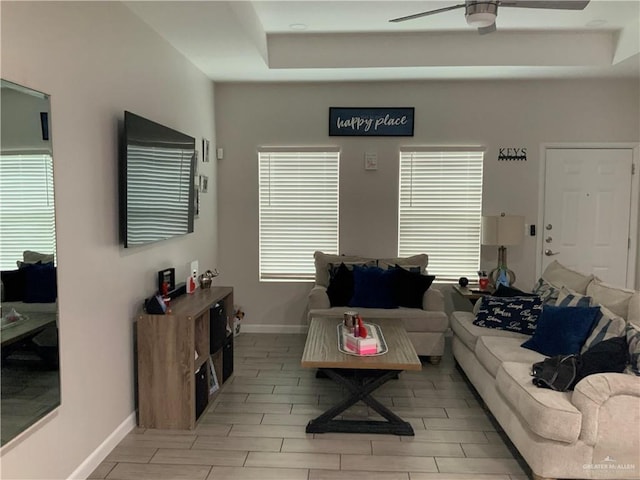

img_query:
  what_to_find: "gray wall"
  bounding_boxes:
[215,80,640,329]
[1,3,217,478]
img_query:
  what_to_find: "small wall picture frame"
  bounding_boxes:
[200,175,209,194]
[202,138,210,163]
[193,184,200,218]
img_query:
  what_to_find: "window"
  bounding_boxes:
[398,148,484,282]
[259,148,339,281]
[0,153,56,270]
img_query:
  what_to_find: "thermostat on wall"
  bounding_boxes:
[364,153,378,170]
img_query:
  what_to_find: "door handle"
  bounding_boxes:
[544,249,559,256]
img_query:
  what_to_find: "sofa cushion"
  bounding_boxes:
[586,280,637,321]
[23,250,55,265]
[392,266,435,308]
[581,305,626,353]
[497,362,582,443]
[377,254,428,272]
[475,336,545,378]
[450,311,530,352]
[521,305,600,356]
[402,311,449,333]
[473,296,542,336]
[308,309,449,333]
[542,260,594,294]
[349,265,398,309]
[314,251,370,288]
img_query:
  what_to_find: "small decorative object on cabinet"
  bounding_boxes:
[136,286,233,429]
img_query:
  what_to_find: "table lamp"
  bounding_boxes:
[481,213,525,287]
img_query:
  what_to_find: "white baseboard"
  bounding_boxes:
[68,411,136,480]
[240,324,309,334]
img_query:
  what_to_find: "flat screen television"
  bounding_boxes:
[120,111,196,248]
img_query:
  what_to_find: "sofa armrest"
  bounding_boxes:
[572,373,640,446]
[423,287,444,312]
[309,286,330,310]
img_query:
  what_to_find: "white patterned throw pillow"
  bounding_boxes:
[581,305,626,353]
[556,286,592,307]
[626,322,640,376]
[532,277,559,305]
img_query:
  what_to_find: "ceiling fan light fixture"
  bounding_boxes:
[465,2,498,28]
[466,11,497,27]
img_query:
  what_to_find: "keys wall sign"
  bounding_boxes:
[329,107,414,136]
[498,147,528,161]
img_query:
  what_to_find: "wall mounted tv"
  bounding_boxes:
[120,111,195,248]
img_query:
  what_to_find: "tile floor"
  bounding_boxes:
[89,333,530,480]
[1,349,60,445]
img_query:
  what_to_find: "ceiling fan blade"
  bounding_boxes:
[478,23,497,34]
[389,4,466,23]
[499,0,589,10]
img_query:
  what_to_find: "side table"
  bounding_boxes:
[452,284,493,304]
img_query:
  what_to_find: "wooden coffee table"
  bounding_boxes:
[1,313,56,348]
[301,317,421,436]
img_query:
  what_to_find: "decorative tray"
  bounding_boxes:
[1,316,26,330]
[337,322,388,356]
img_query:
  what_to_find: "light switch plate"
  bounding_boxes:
[190,260,199,278]
[365,153,378,170]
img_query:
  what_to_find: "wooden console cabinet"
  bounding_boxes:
[136,286,233,429]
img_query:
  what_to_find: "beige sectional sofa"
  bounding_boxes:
[307,251,448,362]
[451,262,640,480]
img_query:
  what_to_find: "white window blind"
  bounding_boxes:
[398,149,484,282]
[0,153,56,270]
[259,149,339,281]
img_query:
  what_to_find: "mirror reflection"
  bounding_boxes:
[0,79,60,446]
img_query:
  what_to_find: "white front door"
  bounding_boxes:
[543,148,633,287]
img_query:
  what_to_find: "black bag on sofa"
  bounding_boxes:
[531,336,629,392]
[531,355,578,391]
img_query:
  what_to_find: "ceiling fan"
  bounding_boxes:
[389,0,590,35]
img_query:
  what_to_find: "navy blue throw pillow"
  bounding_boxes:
[1,268,27,302]
[327,263,354,307]
[23,263,57,303]
[493,284,538,298]
[521,305,601,356]
[392,266,435,308]
[348,265,398,309]
[473,296,543,335]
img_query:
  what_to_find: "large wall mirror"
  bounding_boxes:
[0,79,60,446]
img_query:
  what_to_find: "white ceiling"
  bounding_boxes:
[125,0,640,82]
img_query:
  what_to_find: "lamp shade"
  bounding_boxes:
[482,215,525,246]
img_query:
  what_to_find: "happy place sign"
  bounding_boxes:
[329,107,414,137]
